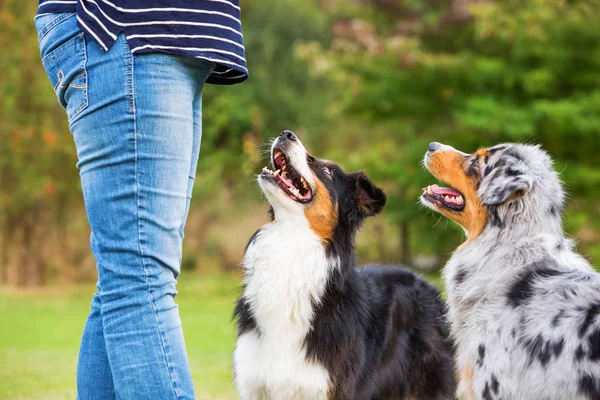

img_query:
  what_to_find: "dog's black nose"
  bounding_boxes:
[280,130,297,142]
[428,142,441,152]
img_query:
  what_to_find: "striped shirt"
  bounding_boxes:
[37,0,248,85]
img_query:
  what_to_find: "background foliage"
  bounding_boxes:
[1,0,599,398]
[1,0,599,287]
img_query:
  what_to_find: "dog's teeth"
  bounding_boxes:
[427,186,433,195]
[457,197,464,204]
[274,170,279,177]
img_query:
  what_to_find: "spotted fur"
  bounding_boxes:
[233,131,456,400]
[422,142,600,400]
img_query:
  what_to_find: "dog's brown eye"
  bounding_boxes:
[323,166,332,176]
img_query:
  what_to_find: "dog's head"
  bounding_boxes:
[421,142,563,238]
[259,130,386,242]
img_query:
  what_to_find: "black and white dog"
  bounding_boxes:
[422,142,600,400]
[233,131,455,400]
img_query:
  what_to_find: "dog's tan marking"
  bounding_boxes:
[459,364,476,400]
[304,178,338,242]
[475,148,488,158]
[427,150,488,241]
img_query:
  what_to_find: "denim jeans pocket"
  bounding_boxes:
[35,13,75,46]
[41,28,88,123]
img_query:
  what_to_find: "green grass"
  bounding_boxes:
[0,271,443,400]
[0,273,243,400]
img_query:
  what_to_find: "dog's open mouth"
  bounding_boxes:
[262,147,313,203]
[422,184,465,212]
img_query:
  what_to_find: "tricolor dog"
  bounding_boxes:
[422,142,600,400]
[233,131,456,400]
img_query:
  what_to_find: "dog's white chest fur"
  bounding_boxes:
[234,218,333,400]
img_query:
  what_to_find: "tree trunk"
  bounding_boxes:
[16,226,28,287]
[55,194,69,282]
[0,229,6,284]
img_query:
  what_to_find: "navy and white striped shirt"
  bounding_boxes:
[37,0,248,85]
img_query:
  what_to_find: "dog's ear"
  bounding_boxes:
[478,155,534,205]
[355,172,387,217]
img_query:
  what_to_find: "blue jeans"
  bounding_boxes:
[35,13,214,400]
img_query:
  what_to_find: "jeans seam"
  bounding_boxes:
[69,33,89,123]
[129,42,181,400]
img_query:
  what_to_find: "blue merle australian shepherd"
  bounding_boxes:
[233,131,456,400]
[422,142,600,400]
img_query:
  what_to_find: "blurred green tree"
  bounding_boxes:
[298,0,600,265]
[0,0,81,285]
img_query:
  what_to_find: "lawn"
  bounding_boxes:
[0,273,243,400]
[0,271,443,400]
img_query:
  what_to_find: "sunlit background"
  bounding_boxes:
[1,0,599,398]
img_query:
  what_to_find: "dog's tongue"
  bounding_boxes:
[430,184,461,196]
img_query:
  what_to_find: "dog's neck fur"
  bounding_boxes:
[484,190,563,239]
[242,216,341,339]
[477,219,563,250]
[452,204,573,298]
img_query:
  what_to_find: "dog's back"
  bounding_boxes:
[306,265,456,400]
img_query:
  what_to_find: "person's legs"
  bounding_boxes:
[35,13,213,400]
[180,77,205,245]
[77,290,115,399]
